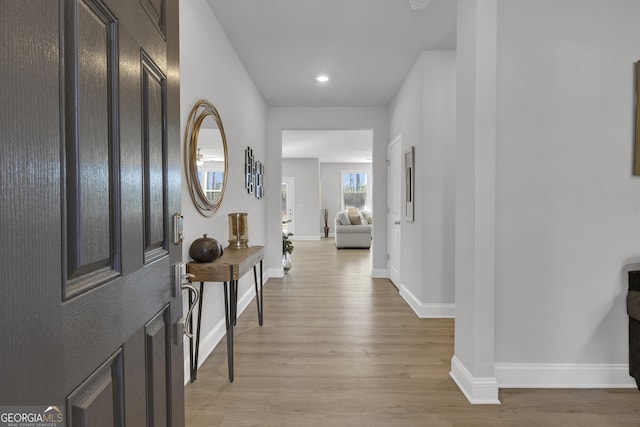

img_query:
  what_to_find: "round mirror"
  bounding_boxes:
[184,100,228,217]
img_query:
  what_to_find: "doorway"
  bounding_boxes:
[281,129,373,246]
[282,177,295,234]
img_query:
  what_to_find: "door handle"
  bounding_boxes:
[394,221,401,225]
[181,274,199,338]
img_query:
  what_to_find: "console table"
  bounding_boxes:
[186,245,264,383]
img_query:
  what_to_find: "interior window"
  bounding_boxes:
[198,171,224,202]
[342,171,368,211]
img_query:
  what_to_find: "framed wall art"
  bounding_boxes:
[634,61,640,175]
[244,146,265,199]
[255,160,264,199]
[245,147,254,193]
[405,146,415,222]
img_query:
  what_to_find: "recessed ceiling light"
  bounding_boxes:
[316,74,330,83]
[409,0,429,10]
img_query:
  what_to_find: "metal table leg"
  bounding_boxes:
[232,264,238,326]
[190,282,205,383]
[253,261,263,326]
[223,280,234,382]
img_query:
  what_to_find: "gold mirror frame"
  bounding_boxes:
[184,99,229,217]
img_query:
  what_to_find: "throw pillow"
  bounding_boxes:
[337,212,351,225]
[361,212,373,224]
[349,215,362,225]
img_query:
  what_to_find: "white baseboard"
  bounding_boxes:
[371,268,388,278]
[183,279,264,385]
[450,355,501,404]
[268,267,284,278]
[291,235,321,241]
[399,284,455,318]
[495,363,637,388]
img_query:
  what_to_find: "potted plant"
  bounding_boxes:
[282,231,294,273]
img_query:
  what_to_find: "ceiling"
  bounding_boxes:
[205,0,457,108]
[205,0,457,162]
[282,130,373,163]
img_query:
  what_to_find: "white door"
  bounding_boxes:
[388,135,402,286]
[282,177,295,234]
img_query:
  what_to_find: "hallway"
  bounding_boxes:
[184,239,639,426]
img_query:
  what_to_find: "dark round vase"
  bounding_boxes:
[189,234,224,263]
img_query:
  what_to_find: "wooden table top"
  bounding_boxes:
[186,246,264,282]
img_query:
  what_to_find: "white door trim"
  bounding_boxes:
[387,134,402,287]
[282,177,294,234]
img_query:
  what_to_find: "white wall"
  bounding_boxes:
[389,51,456,317]
[179,0,640,398]
[282,158,320,239]
[266,108,389,277]
[180,0,267,380]
[451,0,499,403]
[493,0,640,387]
[320,163,373,235]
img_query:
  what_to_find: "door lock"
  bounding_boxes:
[173,213,184,245]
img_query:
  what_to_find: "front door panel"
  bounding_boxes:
[66,350,125,427]
[0,1,183,425]
[63,0,120,299]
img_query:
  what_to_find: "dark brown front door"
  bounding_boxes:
[0,1,183,425]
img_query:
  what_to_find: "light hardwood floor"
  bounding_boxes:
[185,239,639,426]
